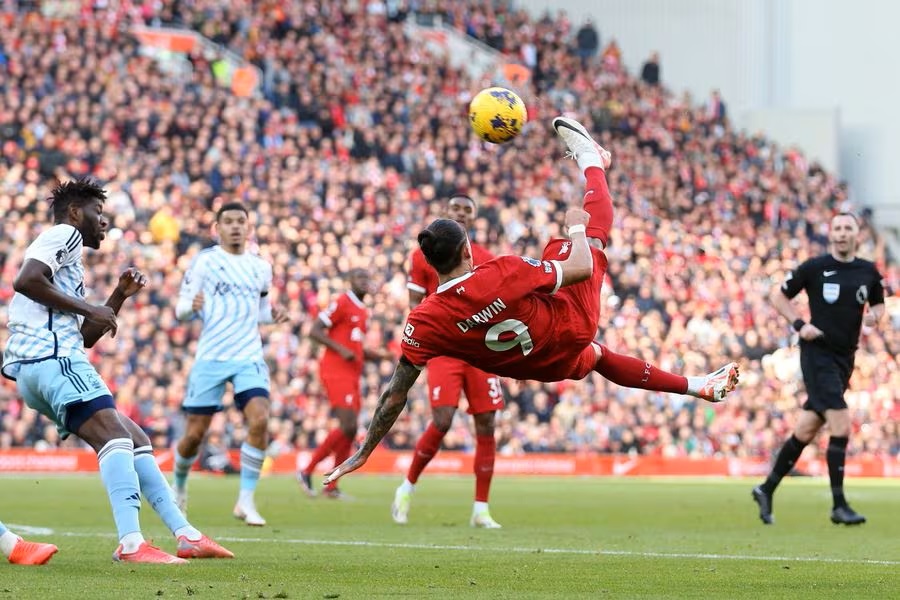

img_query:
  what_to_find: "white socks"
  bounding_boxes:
[174,525,202,541]
[686,376,706,396]
[0,530,20,557]
[399,479,415,494]
[576,151,605,174]
[473,501,490,514]
[238,489,255,506]
[119,531,146,554]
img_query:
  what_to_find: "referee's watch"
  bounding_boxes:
[792,319,806,333]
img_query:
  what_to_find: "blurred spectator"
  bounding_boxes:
[575,18,600,66]
[707,89,728,124]
[641,52,661,86]
[601,39,623,72]
[149,205,181,244]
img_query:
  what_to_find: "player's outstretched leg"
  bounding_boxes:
[594,345,739,402]
[552,116,613,247]
[1,521,58,565]
[692,363,741,402]
[131,443,234,558]
[93,437,185,564]
[552,117,612,173]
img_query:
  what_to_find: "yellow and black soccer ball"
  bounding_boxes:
[468,87,528,144]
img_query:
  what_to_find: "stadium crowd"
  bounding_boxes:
[0,1,897,464]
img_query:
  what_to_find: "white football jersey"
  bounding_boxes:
[2,224,86,380]
[176,246,274,361]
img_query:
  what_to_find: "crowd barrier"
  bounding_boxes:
[1,449,898,477]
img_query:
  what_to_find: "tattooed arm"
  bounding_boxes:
[324,356,422,484]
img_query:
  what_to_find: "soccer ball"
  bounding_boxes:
[468,87,528,144]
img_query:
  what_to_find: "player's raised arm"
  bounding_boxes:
[324,356,422,483]
[81,268,149,348]
[14,259,110,324]
[557,208,594,287]
[14,256,121,343]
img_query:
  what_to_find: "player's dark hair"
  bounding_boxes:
[418,218,467,274]
[448,193,476,207]
[834,212,859,225]
[216,202,249,221]
[49,178,106,223]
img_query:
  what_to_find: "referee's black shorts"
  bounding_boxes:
[799,341,854,417]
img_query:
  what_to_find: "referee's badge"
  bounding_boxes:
[822,282,840,303]
[856,285,868,305]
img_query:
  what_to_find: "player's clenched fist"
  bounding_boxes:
[86,305,118,338]
[798,323,825,341]
[565,208,590,231]
[192,291,205,313]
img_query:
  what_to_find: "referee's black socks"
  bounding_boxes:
[761,435,808,494]
[827,436,849,509]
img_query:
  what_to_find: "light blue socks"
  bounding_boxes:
[97,438,143,544]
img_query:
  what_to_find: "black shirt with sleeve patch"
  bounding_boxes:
[781,255,884,355]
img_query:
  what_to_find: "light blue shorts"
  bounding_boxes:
[184,359,270,414]
[15,355,113,437]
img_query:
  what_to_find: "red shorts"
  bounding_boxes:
[426,356,504,414]
[321,372,361,412]
[538,239,608,381]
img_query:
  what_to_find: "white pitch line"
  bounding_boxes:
[4,524,56,536]
[47,531,900,566]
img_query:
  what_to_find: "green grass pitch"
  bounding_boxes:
[1,475,897,599]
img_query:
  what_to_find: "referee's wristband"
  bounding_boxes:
[792,319,806,333]
[568,224,586,236]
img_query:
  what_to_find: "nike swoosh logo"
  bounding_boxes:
[823,271,837,277]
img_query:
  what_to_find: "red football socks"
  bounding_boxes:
[474,434,496,502]
[406,422,446,484]
[323,432,355,491]
[332,432,354,468]
[303,428,345,475]
[583,166,614,245]
[594,345,688,393]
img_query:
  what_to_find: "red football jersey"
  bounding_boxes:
[407,242,494,297]
[319,291,368,376]
[401,248,605,382]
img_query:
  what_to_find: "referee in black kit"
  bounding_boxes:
[752,213,885,525]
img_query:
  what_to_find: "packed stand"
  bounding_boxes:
[0,1,897,464]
